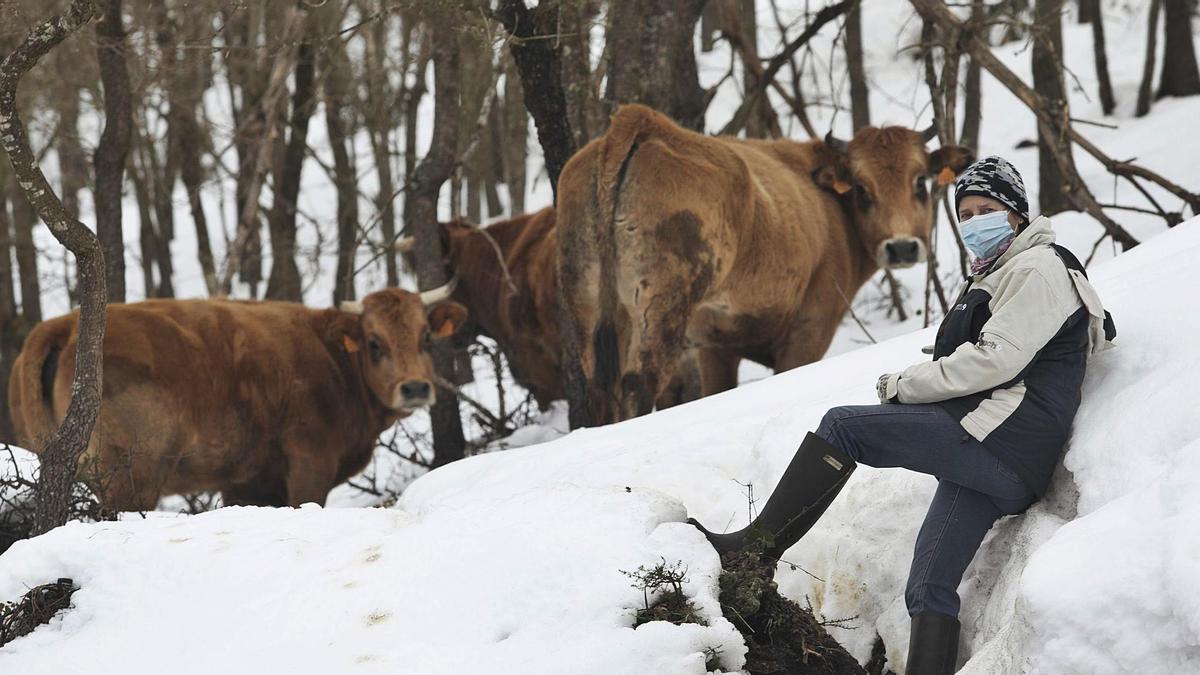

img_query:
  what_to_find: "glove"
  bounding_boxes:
[876,373,901,404]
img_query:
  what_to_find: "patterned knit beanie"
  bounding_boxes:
[954,155,1029,225]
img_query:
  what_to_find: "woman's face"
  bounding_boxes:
[957,195,1021,231]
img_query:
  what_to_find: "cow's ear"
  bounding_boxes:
[427,302,468,339]
[928,145,974,186]
[812,143,853,196]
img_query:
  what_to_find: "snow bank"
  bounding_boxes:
[0,490,742,673]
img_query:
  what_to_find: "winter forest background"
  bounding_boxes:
[0,0,1198,673]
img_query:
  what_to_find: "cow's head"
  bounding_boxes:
[339,287,468,413]
[815,127,973,269]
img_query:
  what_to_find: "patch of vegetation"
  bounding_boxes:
[621,558,706,628]
[0,578,77,648]
[717,541,864,675]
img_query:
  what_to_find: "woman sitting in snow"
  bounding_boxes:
[690,156,1115,675]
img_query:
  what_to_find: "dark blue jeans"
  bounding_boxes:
[815,404,1036,619]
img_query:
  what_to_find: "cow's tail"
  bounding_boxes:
[591,106,655,400]
[8,319,68,451]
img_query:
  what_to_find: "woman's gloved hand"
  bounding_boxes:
[876,373,902,404]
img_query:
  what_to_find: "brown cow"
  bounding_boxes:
[432,207,563,408]
[8,288,467,510]
[421,207,703,411]
[557,104,972,424]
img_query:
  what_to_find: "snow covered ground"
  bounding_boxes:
[3,1,1199,672]
[3,215,1198,673]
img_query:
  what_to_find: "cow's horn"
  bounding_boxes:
[419,275,459,306]
[393,235,416,253]
[920,124,938,143]
[339,300,365,315]
[824,131,848,152]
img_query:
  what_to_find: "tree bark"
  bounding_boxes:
[1136,0,1162,117]
[0,152,21,443]
[362,4,398,286]
[9,175,40,322]
[94,0,132,303]
[502,55,527,214]
[266,29,315,302]
[846,0,871,132]
[496,0,578,198]
[1158,0,1200,98]
[0,0,108,536]
[560,0,598,148]
[603,0,707,132]
[52,67,87,221]
[322,19,359,305]
[219,4,306,296]
[960,0,984,151]
[1032,0,1072,216]
[403,15,465,467]
[1084,0,1116,115]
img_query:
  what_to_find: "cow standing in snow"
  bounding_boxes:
[556,103,974,424]
[8,288,467,510]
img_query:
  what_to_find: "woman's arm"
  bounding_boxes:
[885,264,1078,404]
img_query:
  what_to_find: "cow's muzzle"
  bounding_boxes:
[878,237,927,269]
[395,379,436,411]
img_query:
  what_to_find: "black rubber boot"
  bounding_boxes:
[905,611,960,675]
[688,432,856,560]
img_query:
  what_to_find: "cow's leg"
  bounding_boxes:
[696,346,739,397]
[283,447,338,507]
[222,477,287,507]
[774,312,841,373]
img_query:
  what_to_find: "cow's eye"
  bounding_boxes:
[854,184,873,207]
[915,177,928,200]
[367,338,383,362]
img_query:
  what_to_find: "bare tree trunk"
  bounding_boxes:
[8,175,40,323]
[1083,0,1116,114]
[133,120,174,297]
[738,0,772,137]
[603,0,707,132]
[362,4,398,286]
[0,153,21,443]
[266,29,315,302]
[502,56,527,214]
[323,23,359,305]
[1032,0,1072,216]
[94,0,132,303]
[1158,0,1200,98]
[219,5,306,296]
[403,28,431,196]
[1136,0,1162,117]
[0,0,108,536]
[960,0,984,151]
[496,0,578,198]
[560,0,598,148]
[404,15,465,467]
[53,70,87,221]
[846,0,871,132]
[129,142,158,297]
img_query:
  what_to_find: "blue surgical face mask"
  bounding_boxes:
[959,210,1015,260]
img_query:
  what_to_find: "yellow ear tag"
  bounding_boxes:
[436,320,456,338]
[936,166,956,187]
[343,335,361,353]
[833,179,852,195]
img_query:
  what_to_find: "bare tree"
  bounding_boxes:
[1032,0,1071,216]
[960,0,984,152]
[0,0,108,536]
[94,0,132,303]
[845,0,871,132]
[1136,0,1162,117]
[404,13,466,467]
[495,0,577,198]
[322,7,359,305]
[604,0,707,132]
[1158,0,1200,98]
[1082,0,1116,115]
[501,55,527,214]
[360,1,399,286]
[266,17,317,302]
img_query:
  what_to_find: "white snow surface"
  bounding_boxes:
[3,218,1199,673]
[4,1,1200,673]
